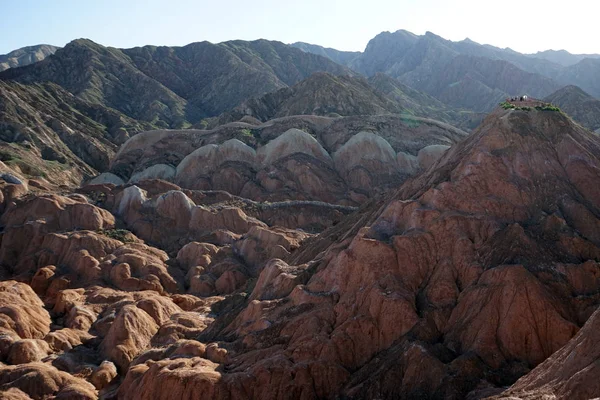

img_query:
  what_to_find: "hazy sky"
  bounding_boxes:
[2,0,599,55]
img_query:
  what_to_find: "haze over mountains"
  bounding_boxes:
[2,29,599,127]
[293,29,600,109]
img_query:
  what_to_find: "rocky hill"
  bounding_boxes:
[0,80,153,185]
[0,39,352,128]
[208,72,482,131]
[0,44,58,71]
[545,85,600,132]
[0,98,599,400]
[205,73,404,127]
[172,103,600,400]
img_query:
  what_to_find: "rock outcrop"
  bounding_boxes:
[176,139,257,192]
[490,307,600,400]
[333,131,401,190]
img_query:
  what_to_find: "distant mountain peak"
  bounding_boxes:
[545,84,600,131]
[0,44,59,72]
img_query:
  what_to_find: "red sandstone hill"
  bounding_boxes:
[0,105,599,399]
[184,106,600,399]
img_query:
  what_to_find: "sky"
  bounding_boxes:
[1,0,599,55]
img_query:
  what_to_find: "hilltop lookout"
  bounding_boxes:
[505,96,546,107]
[500,96,562,112]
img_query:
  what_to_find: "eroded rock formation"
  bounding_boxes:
[107,115,467,204]
[1,106,599,400]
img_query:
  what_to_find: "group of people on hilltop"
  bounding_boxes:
[507,95,529,102]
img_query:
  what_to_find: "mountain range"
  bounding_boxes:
[1,30,600,185]
[294,30,600,109]
[2,31,600,128]
[0,39,351,128]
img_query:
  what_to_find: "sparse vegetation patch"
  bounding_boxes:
[535,105,562,112]
[98,228,136,243]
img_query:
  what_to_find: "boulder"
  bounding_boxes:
[7,339,50,364]
[100,305,159,371]
[0,363,97,399]
[176,242,219,270]
[0,281,51,340]
[90,360,118,390]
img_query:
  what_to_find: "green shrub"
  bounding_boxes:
[0,150,18,162]
[535,104,561,112]
[98,228,136,243]
[500,101,516,110]
[240,128,257,139]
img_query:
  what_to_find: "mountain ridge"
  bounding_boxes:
[295,29,600,109]
[0,38,353,128]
